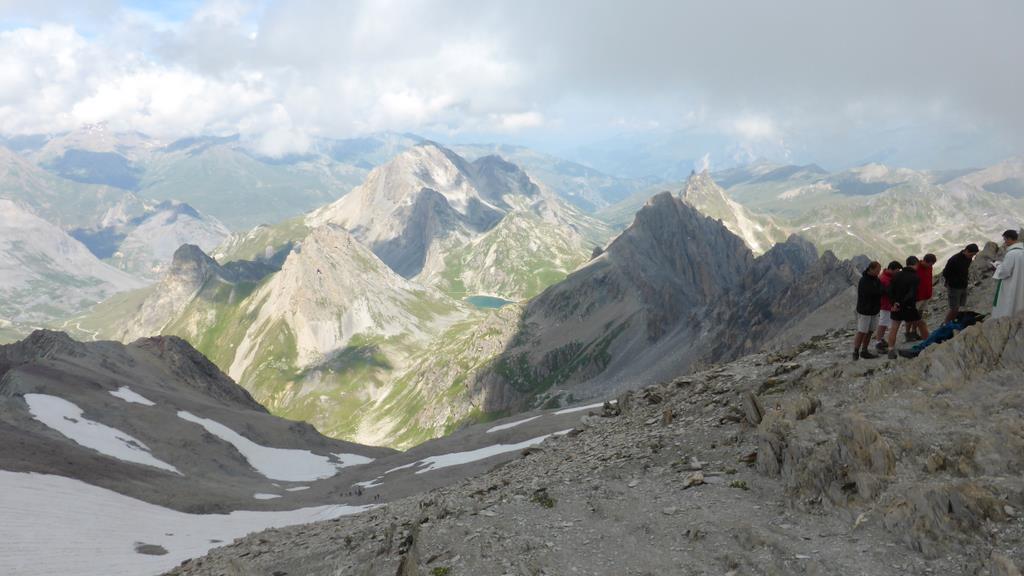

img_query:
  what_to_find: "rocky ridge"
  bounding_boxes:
[166,264,1024,576]
[472,192,862,415]
[0,330,394,512]
[681,169,789,255]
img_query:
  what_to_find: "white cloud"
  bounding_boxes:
[495,111,545,132]
[0,0,1019,164]
[730,115,778,142]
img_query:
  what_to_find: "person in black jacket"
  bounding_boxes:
[853,261,883,360]
[886,256,930,359]
[941,243,979,324]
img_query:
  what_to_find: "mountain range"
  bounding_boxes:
[605,159,1024,263]
[70,143,612,447]
[74,157,862,449]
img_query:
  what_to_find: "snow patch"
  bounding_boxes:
[386,429,573,475]
[177,411,347,482]
[332,453,375,467]
[25,394,180,474]
[486,415,541,433]
[253,493,281,500]
[554,401,607,415]
[0,471,372,576]
[285,486,310,492]
[352,477,383,489]
[109,386,156,407]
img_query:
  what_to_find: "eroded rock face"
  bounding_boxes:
[477,193,861,413]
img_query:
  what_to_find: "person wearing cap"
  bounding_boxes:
[993,230,1024,319]
[941,244,979,324]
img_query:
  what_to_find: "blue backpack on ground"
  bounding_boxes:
[899,311,986,358]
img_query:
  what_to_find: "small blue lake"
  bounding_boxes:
[465,295,514,309]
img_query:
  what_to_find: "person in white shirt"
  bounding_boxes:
[992,229,1024,319]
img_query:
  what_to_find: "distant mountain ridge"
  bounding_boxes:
[311,142,610,300]
[602,158,1024,263]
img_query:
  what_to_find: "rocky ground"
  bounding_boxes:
[167,247,1024,576]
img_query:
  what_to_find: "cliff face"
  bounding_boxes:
[473,193,860,413]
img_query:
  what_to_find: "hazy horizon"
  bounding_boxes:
[1,0,1022,171]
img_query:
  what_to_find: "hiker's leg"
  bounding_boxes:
[853,332,865,351]
[888,320,902,349]
[943,307,957,324]
[917,319,929,339]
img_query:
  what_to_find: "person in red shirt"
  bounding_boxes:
[906,253,936,340]
[872,261,902,353]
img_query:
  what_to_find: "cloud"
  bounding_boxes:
[729,115,778,142]
[0,0,1020,163]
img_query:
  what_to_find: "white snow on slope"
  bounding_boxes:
[554,401,607,415]
[26,394,180,474]
[486,415,541,433]
[0,471,371,576]
[177,411,366,482]
[385,429,573,476]
[332,452,375,467]
[109,386,156,406]
[253,493,281,500]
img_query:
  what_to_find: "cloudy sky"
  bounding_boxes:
[0,0,1021,169]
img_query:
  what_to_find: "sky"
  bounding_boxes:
[0,0,1021,170]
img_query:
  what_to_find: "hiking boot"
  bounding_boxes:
[859,349,878,359]
[899,349,921,359]
[887,349,898,360]
[875,340,889,353]
[852,350,860,361]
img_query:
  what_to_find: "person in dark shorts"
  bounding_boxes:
[852,261,883,360]
[872,261,902,352]
[886,256,930,359]
[941,244,979,324]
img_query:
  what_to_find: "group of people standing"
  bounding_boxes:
[852,229,1024,360]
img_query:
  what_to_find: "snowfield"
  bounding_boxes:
[25,394,180,474]
[486,415,541,433]
[0,471,371,576]
[109,386,156,406]
[177,411,371,482]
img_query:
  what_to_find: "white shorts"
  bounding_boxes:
[856,313,879,333]
[878,310,892,328]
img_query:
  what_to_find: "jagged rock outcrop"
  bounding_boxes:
[473,192,861,413]
[680,169,789,254]
[95,243,283,343]
[751,265,1023,561]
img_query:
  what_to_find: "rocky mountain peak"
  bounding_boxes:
[612,191,752,305]
[681,169,726,204]
[129,334,266,411]
[470,154,542,204]
[677,171,788,255]
[169,243,223,287]
[0,330,88,372]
